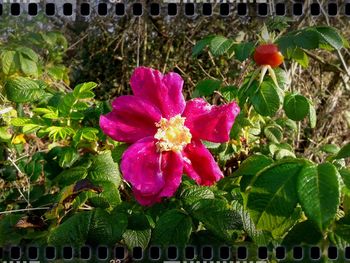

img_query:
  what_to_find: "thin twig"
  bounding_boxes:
[0,207,50,215]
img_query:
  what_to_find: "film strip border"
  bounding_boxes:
[0,245,350,261]
[0,1,350,18]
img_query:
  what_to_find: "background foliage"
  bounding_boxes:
[0,2,350,262]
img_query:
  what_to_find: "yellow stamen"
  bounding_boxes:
[154,115,192,152]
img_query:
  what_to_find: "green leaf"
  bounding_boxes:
[264,125,283,143]
[192,35,215,57]
[232,200,271,246]
[58,93,76,116]
[220,85,238,101]
[315,26,343,50]
[16,46,39,62]
[111,143,128,163]
[19,54,38,77]
[320,144,340,154]
[237,155,274,192]
[123,229,151,250]
[209,36,234,56]
[73,82,97,99]
[233,42,255,62]
[190,199,242,240]
[58,147,79,168]
[283,93,310,121]
[48,211,93,247]
[339,168,350,190]
[193,79,221,97]
[250,80,281,117]
[308,101,317,128]
[180,185,215,206]
[0,127,12,142]
[54,164,90,186]
[1,50,17,75]
[297,162,340,231]
[281,220,323,250]
[89,181,121,208]
[5,76,44,103]
[152,209,192,247]
[47,65,66,80]
[275,149,296,160]
[246,159,305,231]
[0,214,24,246]
[294,29,320,50]
[287,47,309,68]
[87,208,127,245]
[271,207,302,239]
[87,151,121,186]
[274,68,290,89]
[335,143,350,159]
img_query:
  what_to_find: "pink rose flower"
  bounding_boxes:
[99,67,240,206]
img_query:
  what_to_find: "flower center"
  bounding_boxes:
[154,115,192,152]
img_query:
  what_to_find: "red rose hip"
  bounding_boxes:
[253,44,284,68]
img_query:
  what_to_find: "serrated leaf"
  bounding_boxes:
[294,29,320,50]
[89,181,121,208]
[0,127,11,142]
[0,214,24,246]
[335,143,350,159]
[48,211,93,247]
[308,101,317,128]
[250,80,280,117]
[180,185,215,206]
[47,65,66,80]
[58,93,76,116]
[58,147,79,168]
[315,26,343,50]
[237,155,274,192]
[297,163,340,231]
[5,77,44,103]
[232,200,271,246]
[54,164,90,186]
[190,199,242,240]
[19,54,38,77]
[220,85,238,101]
[16,46,38,62]
[281,220,323,250]
[10,117,31,126]
[123,229,151,250]
[88,151,121,186]
[283,93,310,121]
[233,42,255,62]
[339,169,350,190]
[274,68,290,89]
[287,47,309,68]
[193,79,221,97]
[275,149,296,160]
[152,209,192,246]
[320,144,340,154]
[246,159,305,231]
[209,36,234,56]
[264,125,283,143]
[192,35,215,57]
[73,82,97,99]
[1,50,17,75]
[87,208,127,245]
[271,207,302,239]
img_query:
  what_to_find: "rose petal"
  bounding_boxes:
[130,67,186,118]
[99,95,161,143]
[183,140,223,186]
[120,137,183,206]
[182,98,240,143]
